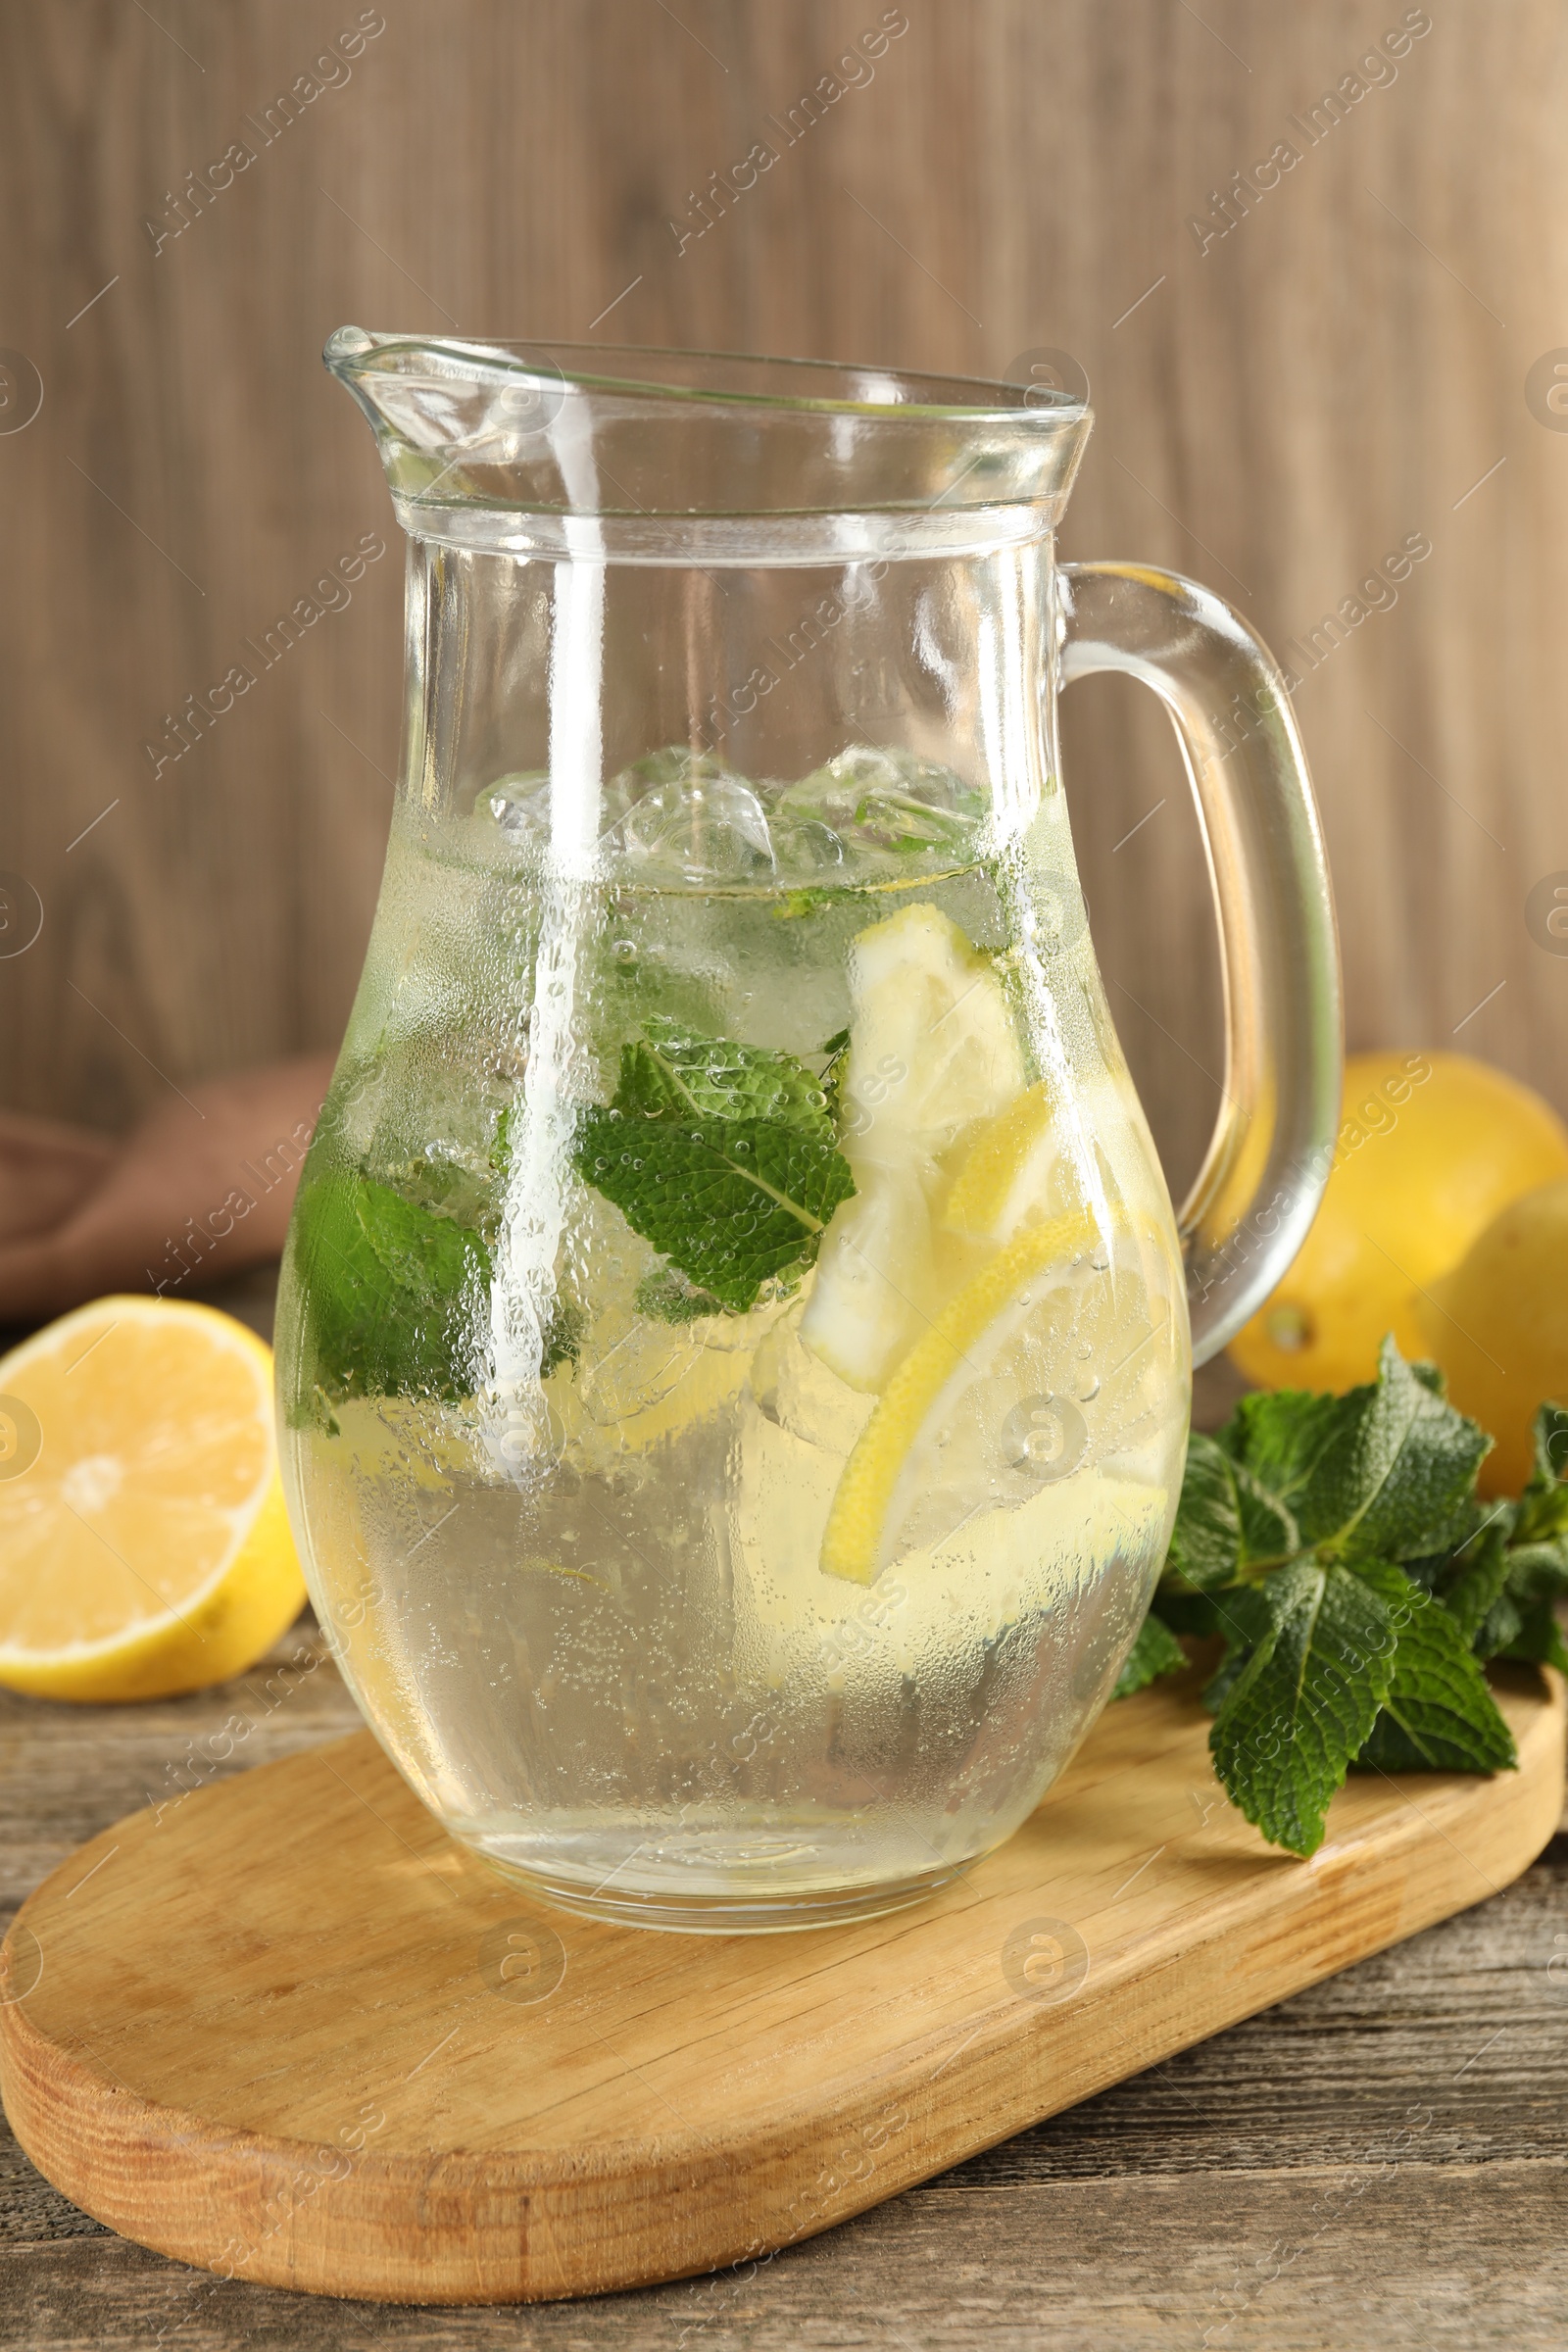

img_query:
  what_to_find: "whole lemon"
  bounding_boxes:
[1228,1051,1568,1396]
[1417,1179,1568,1495]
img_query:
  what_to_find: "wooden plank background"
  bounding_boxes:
[1,0,1563,1200]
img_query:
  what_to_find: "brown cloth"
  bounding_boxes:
[0,1056,336,1327]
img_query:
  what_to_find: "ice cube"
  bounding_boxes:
[771,812,846,879]
[479,767,640,848]
[480,772,552,841]
[776,746,984,858]
[612,767,776,883]
[614,746,739,795]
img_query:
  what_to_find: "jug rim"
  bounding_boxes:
[324,328,1087,424]
[325,327,1093,547]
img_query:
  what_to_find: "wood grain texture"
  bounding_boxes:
[0,2,1564,1204]
[10,2161,1568,2350]
[2,1666,1561,2306]
[4,1627,1568,2345]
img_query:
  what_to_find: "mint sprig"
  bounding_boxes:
[1122,1339,1568,1855]
[573,1018,855,1313]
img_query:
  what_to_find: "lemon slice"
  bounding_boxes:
[942,1080,1057,1240]
[0,1297,306,1701]
[820,1210,1099,1583]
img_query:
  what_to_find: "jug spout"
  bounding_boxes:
[325,325,575,514]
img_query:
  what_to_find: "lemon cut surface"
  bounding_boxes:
[0,1297,305,1701]
[819,1210,1102,1584]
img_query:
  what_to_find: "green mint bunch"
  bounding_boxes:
[572,1016,855,1314]
[1116,1339,1568,1857]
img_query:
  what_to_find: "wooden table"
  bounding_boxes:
[3,1351,1566,2348]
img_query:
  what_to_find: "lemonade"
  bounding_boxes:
[276,748,1190,1927]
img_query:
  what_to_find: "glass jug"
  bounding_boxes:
[277,333,1340,1933]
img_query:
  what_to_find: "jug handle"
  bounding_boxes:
[1058,561,1343,1365]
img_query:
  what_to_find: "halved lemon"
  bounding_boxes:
[0,1297,306,1702]
[820,1209,1100,1584]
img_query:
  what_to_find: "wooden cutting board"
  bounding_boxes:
[2,1665,1561,2307]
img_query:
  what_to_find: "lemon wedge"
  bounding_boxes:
[834,902,1027,1163]
[0,1297,306,1702]
[820,1210,1098,1583]
[803,902,1028,1393]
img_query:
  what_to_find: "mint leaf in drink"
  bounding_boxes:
[1353,1558,1517,1773]
[819,1027,851,1120]
[774,887,846,921]
[577,1113,854,1312]
[355,1177,487,1297]
[1111,1608,1187,1698]
[614,1017,837,1137]
[1209,1558,1398,1857]
[538,1298,586,1376]
[293,1170,492,1407]
[574,1019,856,1313]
